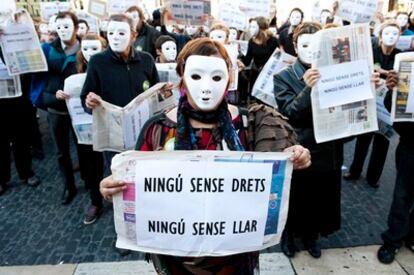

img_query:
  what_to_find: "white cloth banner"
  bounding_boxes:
[239,0,271,18]
[40,2,71,21]
[316,59,373,109]
[111,150,293,256]
[0,62,21,99]
[0,20,48,76]
[252,49,296,109]
[337,0,378,23]
[168,0,211,25]
[64,73,93,145]
[218,4,247,31]
[107,0,139,13]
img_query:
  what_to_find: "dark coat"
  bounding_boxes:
[273,60,343,172]
[133,23,161,58]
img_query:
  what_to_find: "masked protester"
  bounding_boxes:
[81,14,159,176]
[240,16,279,101]
[154,35,177,63]
[344,22,401,188]
[125,5,161,58]
[77,19,89,38]
[158,8,191,55]
[99,38,311,274]
[279,8,303,56]
[396,12,414,36]
[274,22,342,259]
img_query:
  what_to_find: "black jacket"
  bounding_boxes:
[133,23,161,59]
[274,60,343,171]
[81,47,159,111]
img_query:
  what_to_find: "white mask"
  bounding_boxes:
[290,11,302,27]
[269,27,277,37]
[100,20,108,32]
[48,15,57,32]
[320,11,331,25]
[39,23,49,34]
[184,55,229,111]
[396,14,409,28]
[161,41,177,62]
[126,11,140,30]
[249,21,259,37]
[209,30,227,44]
[81,40,102,62]
[55,18,75,42]
[297,34,314,65]
[186,26,197,35]
[107,21,131,53]
[229,29,238,42]
[77,23,88,37]
[381,26,400,47]
[166,25,174,33]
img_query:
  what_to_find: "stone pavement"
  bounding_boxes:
[0,111,410,269]
[1,246,413,275]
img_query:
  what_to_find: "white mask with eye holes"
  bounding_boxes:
[77,23,88,37]
[381,26,400,47]
[184,55,229,111]
[229,28,238,42]
[249,21,259,37]
[209,30,227,44]
[107,21,131,53]
[290,11,302,27]
[396,14,409,28]
[269,27,277,37]
[81,40,102,62]
[126,11,140,30]
[55,18,75,42]
[186,26,198,35]
[297,34,314,65]
[161,41,177,62]
[320,11,331,25]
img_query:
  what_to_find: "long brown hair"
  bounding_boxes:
[76,34,107,73]
[253,16,272,45]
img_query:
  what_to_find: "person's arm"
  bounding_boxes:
[81,56,101,114]
[383,70,398,112]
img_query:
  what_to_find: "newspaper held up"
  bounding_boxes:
[93,83,177,152]
[111,150,293,256]
[311,24,378,143]
[0,62,21,99]
[252,49,296,109]
[391,52,414,122]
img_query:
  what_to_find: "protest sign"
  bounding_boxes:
[167,0,211,25]
[218,4,247,31]
[0,19,48,76]
[337,0,378,23]
[235,40,249,56]
[0,0,16,14]
[111,150,293,256]
[64,74,93,145]
[391,52,414,122]
[316,59,373,109]
[396,35,414,51]
[93,83,177,152]
[76,11,100,34]
[88,0,108,19]
[311,24,378,143]
[239,0,271,18]
[225,44,240,91]
[252,49,296,108]
[40,1,71,21]
[107,0,138,14]
[0,62,21,99]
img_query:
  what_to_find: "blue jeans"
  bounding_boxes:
[381,142,414,248]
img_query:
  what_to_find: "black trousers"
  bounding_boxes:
[349,132,389,184]
[382,143,414,248]
[0,99,34,184]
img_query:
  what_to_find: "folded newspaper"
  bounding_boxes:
[311,24,378,143]
[391,52,414,122]
[111,150,293,256]
[0,61,21,98]
[93,83,177,152]
[252,49,296,108]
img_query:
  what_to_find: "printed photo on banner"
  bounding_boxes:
[111,151,293,256]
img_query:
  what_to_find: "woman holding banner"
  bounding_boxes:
[99,38,311,274]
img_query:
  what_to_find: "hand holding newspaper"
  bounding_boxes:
[93,83,177,152]
[111,150,293,256]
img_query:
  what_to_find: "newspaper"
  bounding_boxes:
[167,0,211,25]
[311,24,378,143]
[39,1,71,21]
[111,150,293,256]
[155,63,179,84]
[337,0,378,23]
[64,73,93,145]
[0,14,48,76]
[93,83,177,152]
[0,62,21,98]
[391,52,414,122]
[252,49,296,108]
